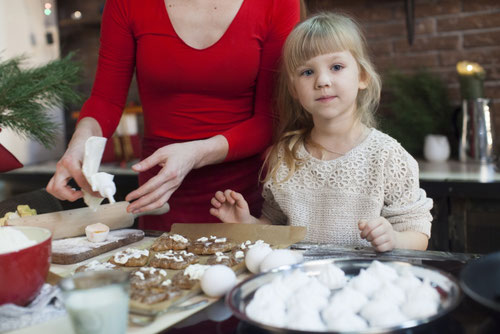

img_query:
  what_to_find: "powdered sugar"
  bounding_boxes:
[52,229,144,255]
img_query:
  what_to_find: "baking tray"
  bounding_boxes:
[124,223,306,313]
[226,258,463,333]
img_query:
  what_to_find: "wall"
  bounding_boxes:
[306,0,500,144]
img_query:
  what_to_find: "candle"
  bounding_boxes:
[456,61,485,100]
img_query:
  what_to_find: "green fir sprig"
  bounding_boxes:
[0,53,82,148]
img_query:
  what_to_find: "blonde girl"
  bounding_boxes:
[210,12,432,252]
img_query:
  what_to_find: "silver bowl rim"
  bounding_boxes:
[225,257,463,334]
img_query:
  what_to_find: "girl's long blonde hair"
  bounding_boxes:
[263,12,382,183]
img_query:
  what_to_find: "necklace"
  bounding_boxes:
[309,127,368,157]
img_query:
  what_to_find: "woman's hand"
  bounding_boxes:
[46,118,101,201]
[358,217,396,252]
[209,189,254,224]
[126,136,227,213]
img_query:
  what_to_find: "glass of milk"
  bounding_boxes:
[59,270,130,334]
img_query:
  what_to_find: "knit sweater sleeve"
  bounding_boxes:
[381,144,433,237]
[261,182,288,225]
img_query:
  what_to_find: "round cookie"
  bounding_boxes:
[108,248,149,267]
[151,233,191,251]
[149,250,199,270]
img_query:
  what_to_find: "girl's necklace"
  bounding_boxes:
[309,127,368,157]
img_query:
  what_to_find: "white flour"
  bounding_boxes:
[52,229,144,255]
[0,227,37,254]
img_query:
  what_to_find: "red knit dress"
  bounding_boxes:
[78,0,300,230]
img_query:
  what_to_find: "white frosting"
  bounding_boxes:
[138,267,167,276]
[155,250,194,262]
[113,248,148,264]
[196,237,208,242]
[81,260,116,272]
[135,271,145,280]
[161,279,172,287]
[234,250,244,259]
[215,252,229,262]
[214,238,226,243]
[183,264,210,280]
[317,263,347,290]
[170,234,188,243]
[0,227,36,254]
[82,136,116,210]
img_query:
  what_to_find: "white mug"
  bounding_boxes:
[424,135,450,163]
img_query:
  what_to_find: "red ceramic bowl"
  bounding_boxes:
[0,226,52,306]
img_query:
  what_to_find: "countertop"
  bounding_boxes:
[4,159,500,183]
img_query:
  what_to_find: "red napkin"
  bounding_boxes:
[0,129,23,172]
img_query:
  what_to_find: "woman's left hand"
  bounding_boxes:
[125,141,198,214]
[125,136,228,214]
[358,217,397,252]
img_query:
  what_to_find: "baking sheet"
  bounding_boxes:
[129,223,306,312]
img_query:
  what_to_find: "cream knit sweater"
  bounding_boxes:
[262,129,433,245]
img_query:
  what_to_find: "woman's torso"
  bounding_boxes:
[128,0,272,140]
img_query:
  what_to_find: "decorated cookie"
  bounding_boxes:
[187,235,234,255]
[149,250,199,270]
[172,264,211,290]
[206,251,237,267]
[130,267,169,289]
[151,233,191,251]
[108,248,149,267]
[130,281,182,305]
[75,260,118,273]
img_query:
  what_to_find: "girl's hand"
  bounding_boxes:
[125,141,201,213]
[209,189,253,224]
[358,217,396,252]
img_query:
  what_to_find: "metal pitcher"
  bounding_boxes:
[459,98,496,163]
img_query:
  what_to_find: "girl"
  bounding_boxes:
[209,12,432,252]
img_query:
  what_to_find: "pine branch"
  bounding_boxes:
[0,53,82,148]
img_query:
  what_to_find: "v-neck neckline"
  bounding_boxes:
[162,0,246,51]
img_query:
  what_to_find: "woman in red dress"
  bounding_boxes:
[47,0,301,231]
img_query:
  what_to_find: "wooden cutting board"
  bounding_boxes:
[51,229,145,264]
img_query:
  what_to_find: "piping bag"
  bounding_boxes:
[82,136,116,211]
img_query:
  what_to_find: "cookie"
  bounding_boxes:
[75,260,118,273]
[206,251,237,267]
[150,233,191,251]
[130,267,169,289]
[187,235,234,255]
[130,281,182,305]
[172,264,211,290]
[149,250,199,270]
[108,248,149,267]
[232,239,269,254]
